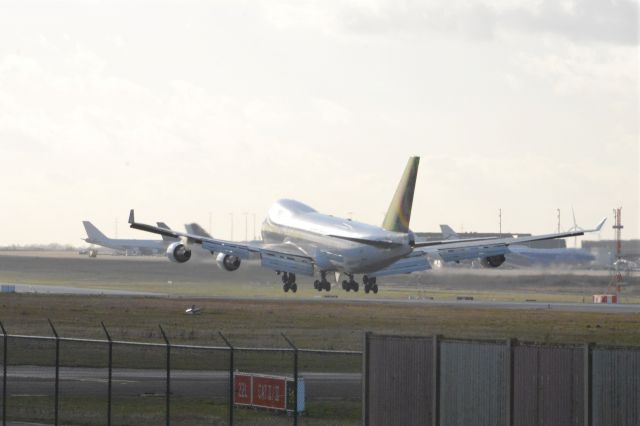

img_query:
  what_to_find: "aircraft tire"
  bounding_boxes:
[291,283,298,293]
[353,282,359,292]
[342,280,348,290]
[364,285,370,294]
[324,281,331,291]
[372,284,378,294]
[314,280,320,290]
[283,283,289,292]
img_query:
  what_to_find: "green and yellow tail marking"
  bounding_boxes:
[382,156,420,233]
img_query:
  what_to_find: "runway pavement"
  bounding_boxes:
[2,283,165,297]
[5,366,361,401]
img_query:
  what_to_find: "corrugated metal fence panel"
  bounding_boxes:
[439,340,507,426]
[513,345,584,426]
[368,335,433,426]
[592,347,640,426]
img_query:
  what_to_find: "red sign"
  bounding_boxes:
[233,374,252,406]
[252,376,286,410]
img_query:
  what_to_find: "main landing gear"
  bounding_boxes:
[281,272,297,293]
[314,271,331,292]
[340,275,378,293]
[363,275,378,294]
[342,274,359,292]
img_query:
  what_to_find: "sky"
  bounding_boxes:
[0,0,638,246]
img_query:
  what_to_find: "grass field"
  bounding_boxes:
[0,251,639,347]
[1,292,639,348]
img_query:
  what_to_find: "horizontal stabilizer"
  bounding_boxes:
[371,253,431,277]
[260,251,315,276]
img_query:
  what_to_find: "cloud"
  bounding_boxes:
[516,42,638,96]
[262,0,638,45]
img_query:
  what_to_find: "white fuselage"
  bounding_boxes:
[84,237,166,255]
[260,199,413,274]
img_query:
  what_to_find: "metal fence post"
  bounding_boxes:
[218,332,234,426]
[101,322,113,426]
[584,343,592,426]
[47,319,60,426]
[281,334,298,426]
[362,332,370,426]
[432,334,441,426]
[159,325,171,426]
[0,321,7,426]
[506,338,516,426]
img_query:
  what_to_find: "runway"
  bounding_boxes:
[5,366,361,401]
[2,283,165,297]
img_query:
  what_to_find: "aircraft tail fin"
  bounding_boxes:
[82,221,110,243]
[440,225,459,240]
[157,222,179,242]
[185,223,212,238]
[382,156,420,233]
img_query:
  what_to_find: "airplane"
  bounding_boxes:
[81,221,178,256]
[127,156,606,294]
[185,304,203,315]
[437,225,596,268]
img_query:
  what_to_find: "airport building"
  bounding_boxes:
[581,239,640,264]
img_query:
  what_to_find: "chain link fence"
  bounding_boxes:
[0,321,361,426]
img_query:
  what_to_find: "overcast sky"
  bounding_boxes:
[0,0,638,245]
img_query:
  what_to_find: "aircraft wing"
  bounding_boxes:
[416,217,606,263]
[413,236,499,248]
[129,210,315,276]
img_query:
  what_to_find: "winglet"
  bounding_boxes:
[592,217,607,232]
[128,209,135,225]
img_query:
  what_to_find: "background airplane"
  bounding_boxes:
[82,221,178,256]
[437,224,596,268]
[128,157,605,294]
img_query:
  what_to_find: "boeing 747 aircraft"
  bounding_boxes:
[82,221,178,256]
[128,157,605,294]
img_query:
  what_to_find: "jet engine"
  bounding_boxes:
[166,242,192,263]
[480,254,506,268]
[216,253,241,271]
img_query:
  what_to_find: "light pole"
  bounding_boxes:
[252,213,256,241]
[244,212,248,242]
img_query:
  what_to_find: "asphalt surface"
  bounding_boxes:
[5,366,361,401]
[3,283,164,297]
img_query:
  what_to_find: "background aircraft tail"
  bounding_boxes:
[82,221,110,243]
[382,156,420,233]
[185,223,212,238]
[440,224,460,240]
[157,222,179,242]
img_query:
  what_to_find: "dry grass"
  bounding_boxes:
[1,293,639,349]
